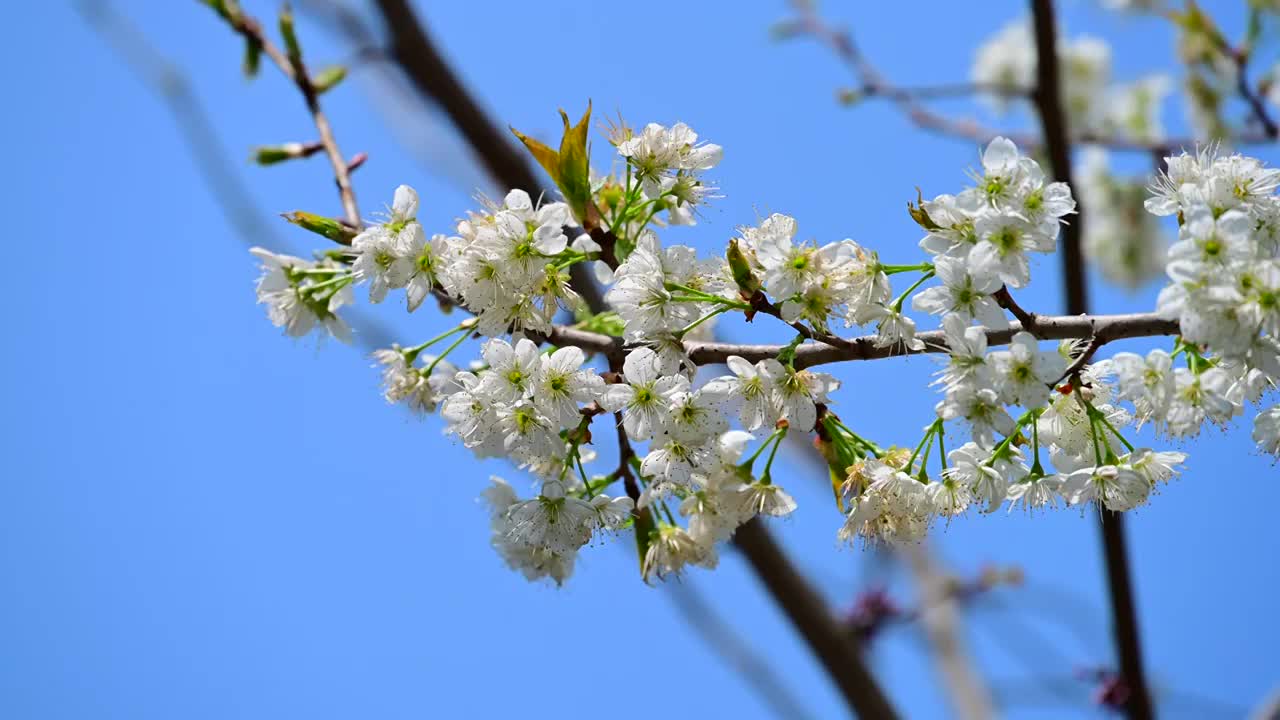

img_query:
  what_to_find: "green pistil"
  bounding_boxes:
[995,228,1018,252]
[514,407,538,433]
[1024,189,1043,212]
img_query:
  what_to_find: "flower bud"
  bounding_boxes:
[726,239,761,296]
[253,142,319,165]
[311,65,347,94]
[282,210,356,244]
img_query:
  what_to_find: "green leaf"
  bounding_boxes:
[557,102,594,225]
[509,126,561,185]
[511,102,599,226]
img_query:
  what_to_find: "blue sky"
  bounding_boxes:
[3,1,1277,717]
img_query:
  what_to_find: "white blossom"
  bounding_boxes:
[599,347,689,441]
[1254,404,1280,456]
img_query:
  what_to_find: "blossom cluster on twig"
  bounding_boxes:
[248,107,1279,585]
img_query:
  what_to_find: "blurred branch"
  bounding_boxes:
[780,1,1276,155]
[1028,0,1086,318]
[734,517,899,719]
[665,581,815,720]
[904,546,996,720]
[77,0,394,349]
[779,3,1028,149]
[369,0,604,310]
[1252,687,1280,720]
[852,81,1034,102]
[76,0,271,248]
[1230,47,1279,139]
[1028,3,1151,720]
[784,432,991,720]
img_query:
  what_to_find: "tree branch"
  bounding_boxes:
[545,311,1178,370]
[77,0,394,349]
[216,4,362,230]
[1029,0,1087,317]
[1030,3,1152,719]
[351,2,895,715]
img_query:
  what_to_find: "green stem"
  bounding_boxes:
[424,328,472,375]
[936,423,948,473]
[1097,413,1136,454]
[832,418,883,458]
[665,283,751,310]
[658,499,678,526]
[301,274,353,294]
[1075,385,1106,467]
[1028,410,1045,476]
[985,409,1038,466]
[676,306,731,339]
[891,269,936,312]
[759,427,789,485]
[916,430,936,483]
[743,427,786,468]
[404,321,472,360]
[906,418,943,475]
[880,263,934,275]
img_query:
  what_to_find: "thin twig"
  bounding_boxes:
[74,1,397,356]
[218,5,362,230]
[904,546,997,720]
[785,2,1278,155]
[1053,333,1106,387]
[993,286,1039,331]
[782,5,1027,149]
[859,81,1034,102]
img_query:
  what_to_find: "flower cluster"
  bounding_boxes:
[1079,149,1170,289]
[1139,146,1280,445]
[971,20,1169,143]
[250,247,353,343]
[248,106,1279,583]
[351,183,595,338]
